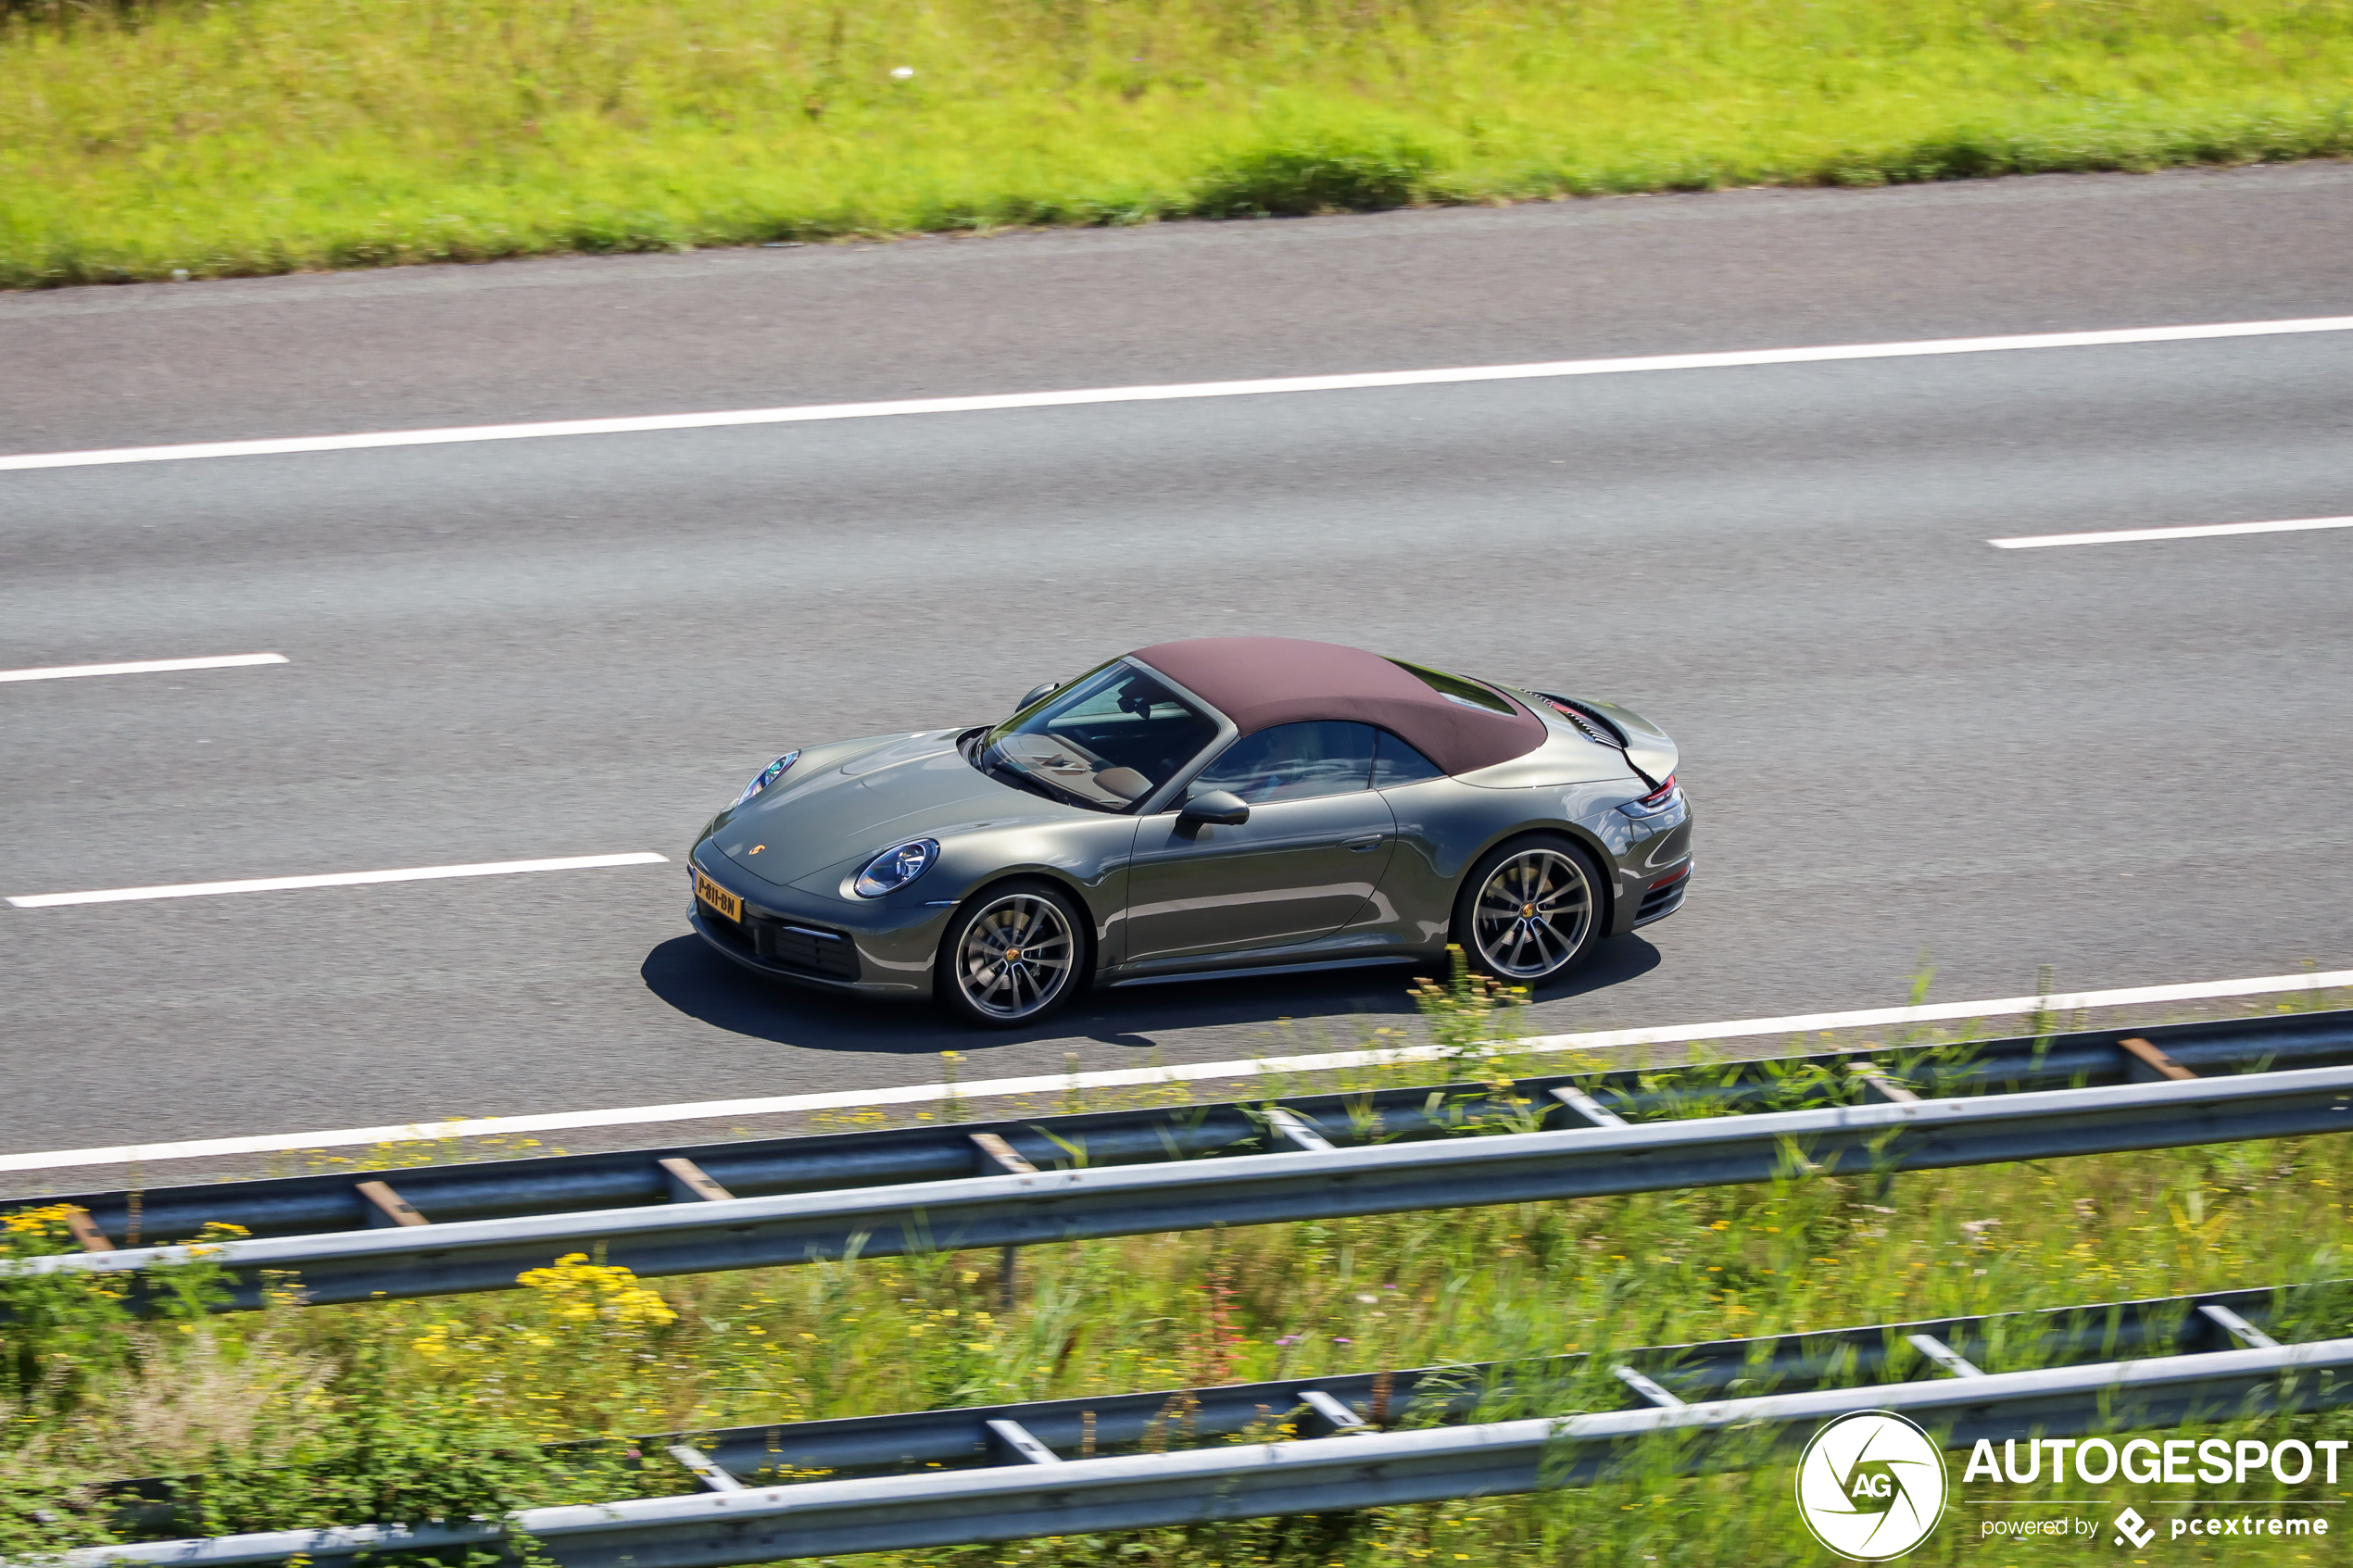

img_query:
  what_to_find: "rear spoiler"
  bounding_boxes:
[1530,692,1679,790]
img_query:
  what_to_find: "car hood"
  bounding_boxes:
[707,731,1075,887]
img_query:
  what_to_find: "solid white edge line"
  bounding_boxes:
[7,314,2353,471]
[4,965,2346,1174]
[1993,515,2353,549]
[6,852,669,909]
[0,652,289,683]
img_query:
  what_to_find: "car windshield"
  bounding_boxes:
[978,662,1221,811]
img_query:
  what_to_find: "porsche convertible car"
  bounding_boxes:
[686,636,1691,1026]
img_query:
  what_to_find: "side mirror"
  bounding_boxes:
[1178,789,1250,826]
[1016,681,1062,712]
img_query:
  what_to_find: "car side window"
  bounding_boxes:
[1188,721,1378,805]
[1371,728,1447,787]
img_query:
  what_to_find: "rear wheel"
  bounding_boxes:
[937,882,1085,1028]
[1453,834,1604,987]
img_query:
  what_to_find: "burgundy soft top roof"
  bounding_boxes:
[1128,636,1546,777]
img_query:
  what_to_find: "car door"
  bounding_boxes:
[1122,721,1397,964]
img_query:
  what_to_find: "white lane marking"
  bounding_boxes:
[6,852,668,909]
[0,652,288,684]
[1992,514,2353,549]
[2,965,2344,1174]
[6,314,2353,472]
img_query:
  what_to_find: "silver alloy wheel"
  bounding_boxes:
[954,893,1076,1022]
[1470,847,1594,979]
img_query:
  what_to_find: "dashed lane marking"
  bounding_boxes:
[1993,515,2353,549]
[7,851,669,909]
[0,652,288,683]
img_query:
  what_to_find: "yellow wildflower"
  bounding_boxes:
[514,1253,677,1328]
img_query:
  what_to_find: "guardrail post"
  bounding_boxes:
[354,1180,428,1228]
[971,1133,1037,1175]
[985,1418,1062,1464]
[1549,1085,1628,1128]
[1265,1107,1335,1152]
[1906,1333,1985,1377]
[1612,1365,1684,1408]
[1853,1065,1919,1198]
[2120,1036,2197,1083]
[63,1207,112,1252]
[1854,1064,1920,1104]
[970,1135,1037,1313]
[659,1157,735,1202]
[2198,1302,2280,1349]
[667,1443,745,1492]
[1298,1388,1370,1434]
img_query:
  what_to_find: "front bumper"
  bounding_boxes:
[686,848,947,997]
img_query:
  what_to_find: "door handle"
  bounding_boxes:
[1340,834,1384,851]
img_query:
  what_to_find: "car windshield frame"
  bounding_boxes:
[975,659,1229,814]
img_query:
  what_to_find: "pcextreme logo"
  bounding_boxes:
[1963,1435,2339,1547]
[1794,1411,1950,1561]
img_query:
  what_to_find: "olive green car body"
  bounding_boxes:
[686,665,1691,1004]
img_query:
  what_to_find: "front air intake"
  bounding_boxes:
[751,917,862,980]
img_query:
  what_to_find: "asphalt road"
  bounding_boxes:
[3,164,2350,1168]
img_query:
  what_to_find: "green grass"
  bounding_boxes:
[9,980,2353,1561]
[2,0,2352,288]
[9,1122,2353,1561]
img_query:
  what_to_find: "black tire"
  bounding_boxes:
[1451,834,1606,988]
[936,880,1088,1028]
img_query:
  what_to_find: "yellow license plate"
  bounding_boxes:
[695,870,743,922]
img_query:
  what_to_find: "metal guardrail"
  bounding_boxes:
[13,1010,2353,1311]
[626,1280,2343,1486]
[62,1298,2353,1567]
[94,1277,2337,1525]
[33,1009,2353,1242]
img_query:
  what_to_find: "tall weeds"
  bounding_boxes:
[8,1127,2353,1560]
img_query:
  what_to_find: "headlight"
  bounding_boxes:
[736,750,801,806]
[854,838,939,897]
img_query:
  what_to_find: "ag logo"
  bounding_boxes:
[1794,1410,1948,1561]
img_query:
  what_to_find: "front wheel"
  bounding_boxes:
[1452,835,1605,988]
[937,882,1086,1028]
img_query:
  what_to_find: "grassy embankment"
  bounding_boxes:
[2,0,2351,287]
[6,984,2353,1563]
